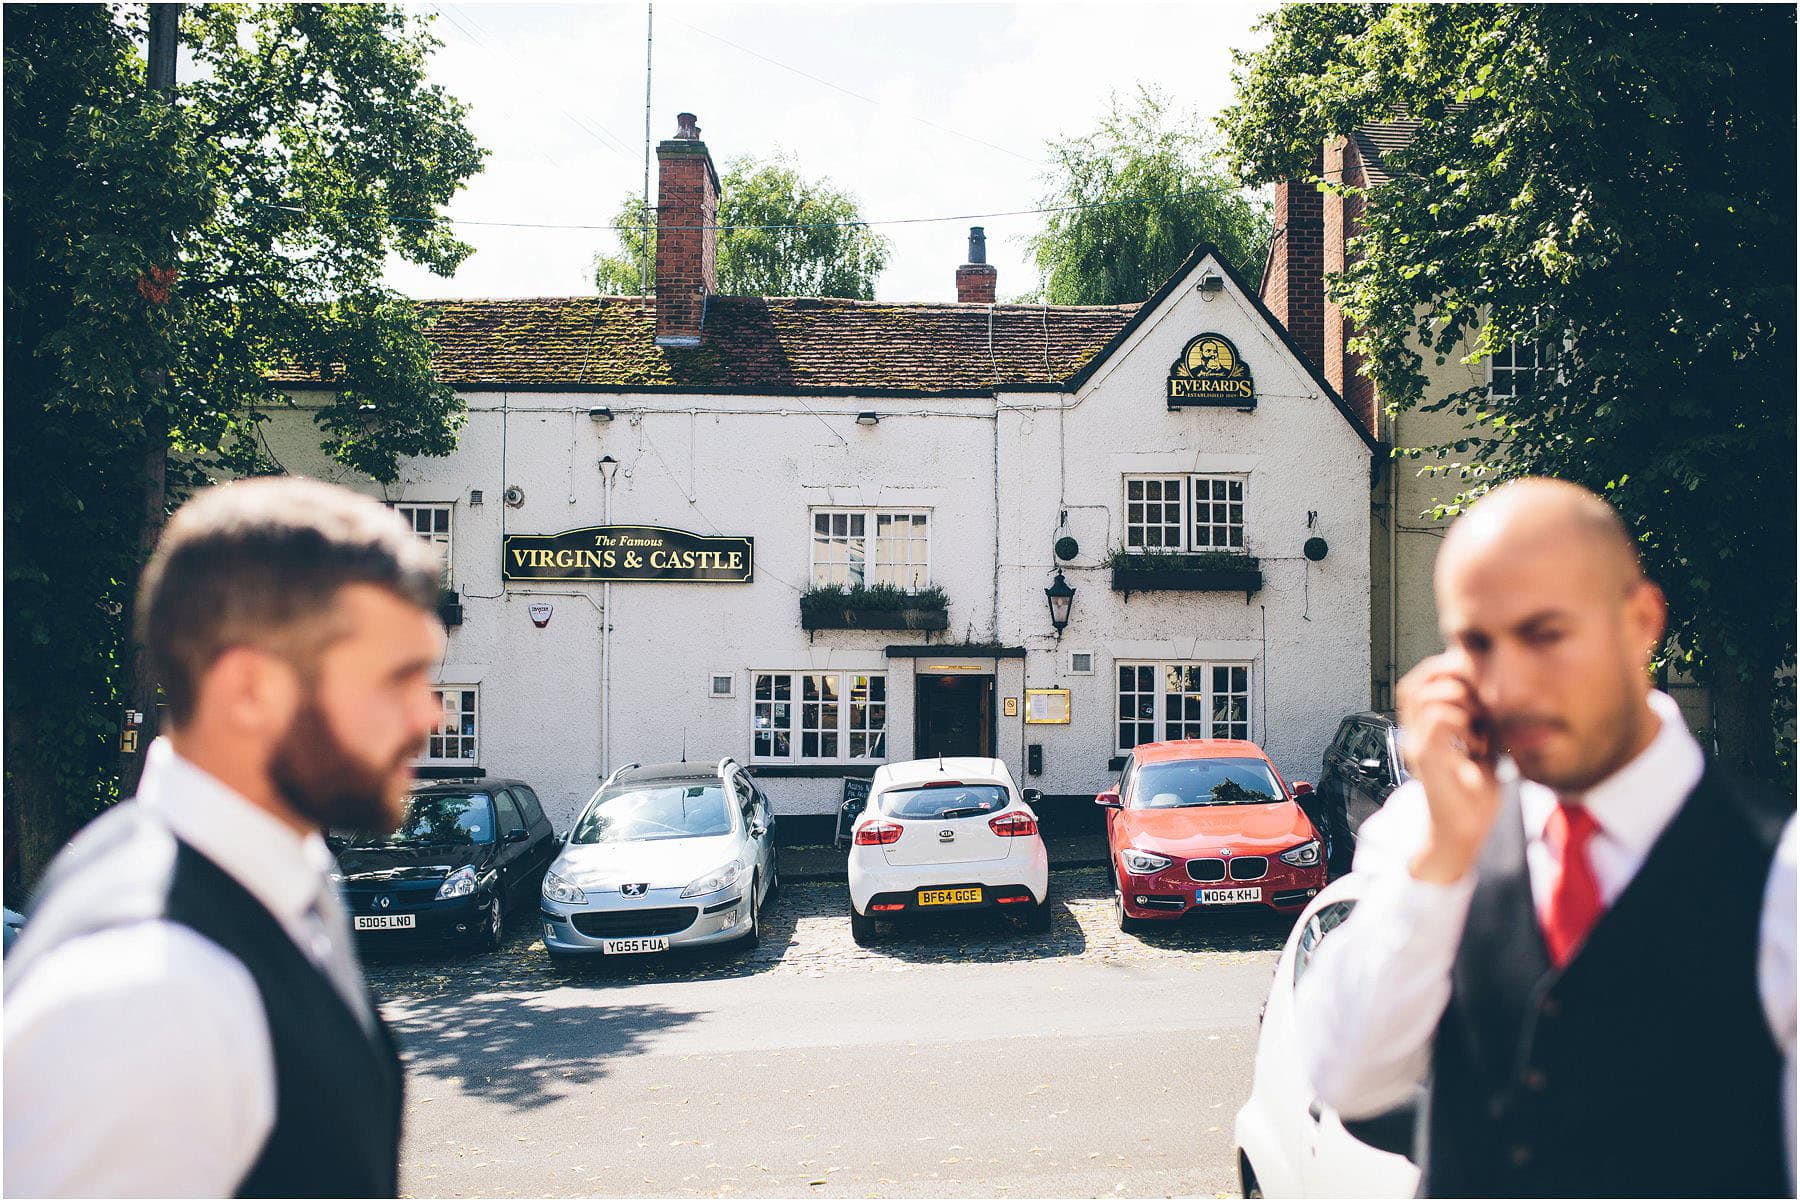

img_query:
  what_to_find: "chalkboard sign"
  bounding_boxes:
[834,777,873,849]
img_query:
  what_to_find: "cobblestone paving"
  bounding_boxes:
[363,866,1294,1004]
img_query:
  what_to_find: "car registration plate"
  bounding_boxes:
[353,914,415,930]
[918,887,983,906]
[1198,887,1263,905]
[602,937,669,955]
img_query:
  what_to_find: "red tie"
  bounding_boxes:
[1541,802,1604,968]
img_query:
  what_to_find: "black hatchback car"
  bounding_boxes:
[333,779,558,952]
[1311,714,1409,876]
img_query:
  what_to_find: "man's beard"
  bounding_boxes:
[269,692,411,834]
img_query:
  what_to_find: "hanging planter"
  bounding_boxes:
[800,584,950,631]
[1108,550,1263,601]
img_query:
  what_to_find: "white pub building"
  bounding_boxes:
[267,114,1378,834]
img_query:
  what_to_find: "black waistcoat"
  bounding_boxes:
[1422,760,1789,1198]
[6,803,404,1198]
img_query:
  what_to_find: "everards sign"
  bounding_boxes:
[1168,333,1256,409]
[503,525,753,583]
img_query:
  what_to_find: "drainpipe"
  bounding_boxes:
[1386,438,1398,713]
[599,456,620,776]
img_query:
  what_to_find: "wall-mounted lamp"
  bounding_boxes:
[1044,570,1076,636]
[588,406,615,422]
[1197,270,1225,298]
[856,411,880,426]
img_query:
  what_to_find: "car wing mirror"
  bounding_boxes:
[1358,757,1383,775]
[505,827,529,844]
[1291,781,1314,797]
[1095,790,1122,808]
[1022,788,1043,807]
[748,823,766,838]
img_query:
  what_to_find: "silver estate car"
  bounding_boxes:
[539,758,779,963]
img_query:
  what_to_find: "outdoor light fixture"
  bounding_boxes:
[1197,271,1225,296]
[1044,570,1076,635]
[588,406,615,422]
[856,411,880,426]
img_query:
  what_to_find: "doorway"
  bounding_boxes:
[913,674,995,759]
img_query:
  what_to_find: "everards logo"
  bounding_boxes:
[1168,333,1256,409]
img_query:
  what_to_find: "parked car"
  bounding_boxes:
[847,757,1050,945]
[539,758,778,963]
[1235,877,1421,1197]
[334,778,559,952]
[1099,739,1326,930]
[3,907,25,955]
[1311,714,1408,876]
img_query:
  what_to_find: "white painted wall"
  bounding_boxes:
[258,252,1370,825]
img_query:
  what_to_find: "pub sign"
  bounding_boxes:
[1168,333,1256,409]
[503,524,753,583]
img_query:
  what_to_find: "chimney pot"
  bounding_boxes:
[955,226,997,304]
[675,112,700,140]
[967,226,987,265]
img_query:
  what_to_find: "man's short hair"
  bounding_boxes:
[137,477,444,723]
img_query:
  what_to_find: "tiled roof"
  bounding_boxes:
[1351,118,1424,187]
[271,295,1139,394]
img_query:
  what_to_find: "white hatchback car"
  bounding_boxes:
[1234,876,1420,1198]
[846,757,1051,944]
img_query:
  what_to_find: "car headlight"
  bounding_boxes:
[680,862,743,898]
[1279,840,1322,867]
[1120,848,1173,875]
[436,865,479,900]
[541,867,585,905]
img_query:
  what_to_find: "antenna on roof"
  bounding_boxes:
[681,726,687,762]
[938,754,944,771]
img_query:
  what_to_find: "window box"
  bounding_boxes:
[437,588,463,627]
[800,585,949,632]
[1108,550,1263,599]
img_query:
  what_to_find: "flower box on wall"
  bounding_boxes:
[1108,552,1263,601]
[799,584,950,632]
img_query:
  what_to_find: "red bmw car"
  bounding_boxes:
[1098,739,1326,929]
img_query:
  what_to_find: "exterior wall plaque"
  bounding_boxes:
[1168,333,1256,409]
[1024,689,1072,725]
[503,524,753,583]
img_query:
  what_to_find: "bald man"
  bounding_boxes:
[1296,478,1795,1197]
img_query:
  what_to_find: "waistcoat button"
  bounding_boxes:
[1511,1144,1533,1168]
[1522,1068,1547,1092]
[1539,995,1561,1019]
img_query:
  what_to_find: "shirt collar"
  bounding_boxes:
[136,736,335,927]
[1519,691,1704,856]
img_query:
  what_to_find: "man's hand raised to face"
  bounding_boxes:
[1397,653,1504,886]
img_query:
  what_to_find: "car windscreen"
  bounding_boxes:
[878,783,1010,820]
[1132,758,1284,807]
[570,782,734,843]
[345,792,494,847]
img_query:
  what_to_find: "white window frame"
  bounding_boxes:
[420,685,479,766]
[809,508,931,590]
[1123,476,1247,553]
[1114,661,1254,754]
[1067,649,1097,676]
[710,673,735,698]
[391,502,454,587]
[750,670,889,764]
[1487,335,1553,399]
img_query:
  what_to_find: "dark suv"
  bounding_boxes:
[1312,715,1409,876]
[333,778,559,952]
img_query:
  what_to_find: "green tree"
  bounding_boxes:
[1222,3,1796,783]
[4,3,484,898]
[1026,84,1271,305]
[594,153,891,298]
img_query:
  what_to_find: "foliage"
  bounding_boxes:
[4,3,483,898]
[1025,84,1272,305]
[1104,548,1258,572]
[594,153,891,299]
[1221,3,1795,780]
[799,583,950,620]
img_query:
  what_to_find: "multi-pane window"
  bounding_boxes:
[422,686,478,764]
[1125,477,1246,552]
[1115,662,1253,752]
[811,509,930,588]
[392,503,453,586]
[1489,337,1551,399]
[752,671,888,763]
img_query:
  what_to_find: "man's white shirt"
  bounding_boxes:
[3,738,361,1198]
[1295,691,1796,1185]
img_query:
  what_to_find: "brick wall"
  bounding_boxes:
[654,140,720,346]
[1265,151,1325,376]
[956,263,997,304]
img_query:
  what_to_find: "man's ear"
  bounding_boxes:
[1626,580,1668,663]
[197,646,303,737]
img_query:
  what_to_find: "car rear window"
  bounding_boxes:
[571,782,733,843]
[878,783,1010,820]
[1133,758,1283,807]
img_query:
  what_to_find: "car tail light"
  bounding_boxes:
[989,811,1037,837]
[871,902,905,912]
[853,821,903,846]
[995,893,1033,905]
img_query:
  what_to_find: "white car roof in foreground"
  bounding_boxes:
[872,757,1013,791]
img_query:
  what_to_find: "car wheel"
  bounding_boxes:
[1022,895,1053,934]
[1238,1150,1263,1199]
[849,907,878,947]
[1114,887,1147,935]
[738,875,762,951]
[766,849,781,901]
[478,894,505,952]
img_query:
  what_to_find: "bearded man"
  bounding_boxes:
[5,478,446,1197]
[1297,477,1794,1197]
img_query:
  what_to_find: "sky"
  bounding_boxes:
[382,2,1274,305]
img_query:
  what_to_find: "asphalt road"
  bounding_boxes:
[365,867,1291,1199]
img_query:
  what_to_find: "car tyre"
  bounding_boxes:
[849,907,878,947]
[766,849,781,901]
[737,875,762,951]
[1114,887,1147,935]
[478,894,505,952]
[1237,1150,1263,1199]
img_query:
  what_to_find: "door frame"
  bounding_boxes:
[912,672,997,760]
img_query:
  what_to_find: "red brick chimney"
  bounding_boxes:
[654,112,720,348]
[955,226,997,304]
[1261,150,1325,374]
